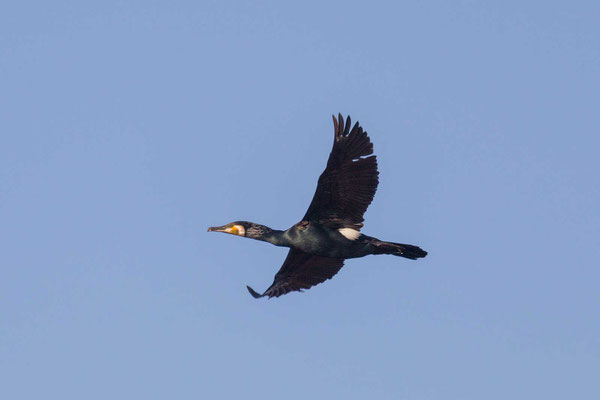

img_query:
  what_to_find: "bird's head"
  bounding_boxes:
[207,221,250,237]
[208,221,274,240]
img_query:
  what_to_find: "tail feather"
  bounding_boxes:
[373,240,427,260]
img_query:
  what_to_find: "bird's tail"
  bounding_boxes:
[372,239,428,260]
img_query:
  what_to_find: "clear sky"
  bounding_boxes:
[1,1,599,399]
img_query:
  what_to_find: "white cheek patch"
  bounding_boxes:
[234,225,246,236]
[338,228,361,240]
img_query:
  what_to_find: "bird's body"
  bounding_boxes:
[285,224,366,259]
[209,114,427,298]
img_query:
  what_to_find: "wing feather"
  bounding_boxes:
[302,114,379,229]
[247,249,344,298]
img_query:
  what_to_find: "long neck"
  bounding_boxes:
[247,224,289,247]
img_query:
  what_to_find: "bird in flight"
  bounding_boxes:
[208,114,427,298]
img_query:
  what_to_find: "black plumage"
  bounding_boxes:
[303,114,378,230]
[246,249,344,299]
[208,114,427,298]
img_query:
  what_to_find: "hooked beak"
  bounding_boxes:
[207,225,226,233]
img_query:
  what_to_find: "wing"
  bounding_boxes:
[302,114,379,230]
[246,248,344,298]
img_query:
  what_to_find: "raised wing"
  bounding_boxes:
[302,114,379,230]
[246,249,344,298]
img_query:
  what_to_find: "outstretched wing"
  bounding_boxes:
[302,114,379,230]
[247,249,344,298]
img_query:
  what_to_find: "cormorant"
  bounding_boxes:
[208,114,427,298]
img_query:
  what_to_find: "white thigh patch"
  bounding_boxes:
[338,228,361,240]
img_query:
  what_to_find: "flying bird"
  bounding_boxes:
[208,114,427,298]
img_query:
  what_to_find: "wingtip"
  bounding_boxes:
[333,113,354,139]
[246,285,264,299]
[344,115,351,135]
[332,114,339,138]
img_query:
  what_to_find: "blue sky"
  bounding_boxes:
[1,1,599,399]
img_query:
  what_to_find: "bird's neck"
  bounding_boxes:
[247,224,288,247]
